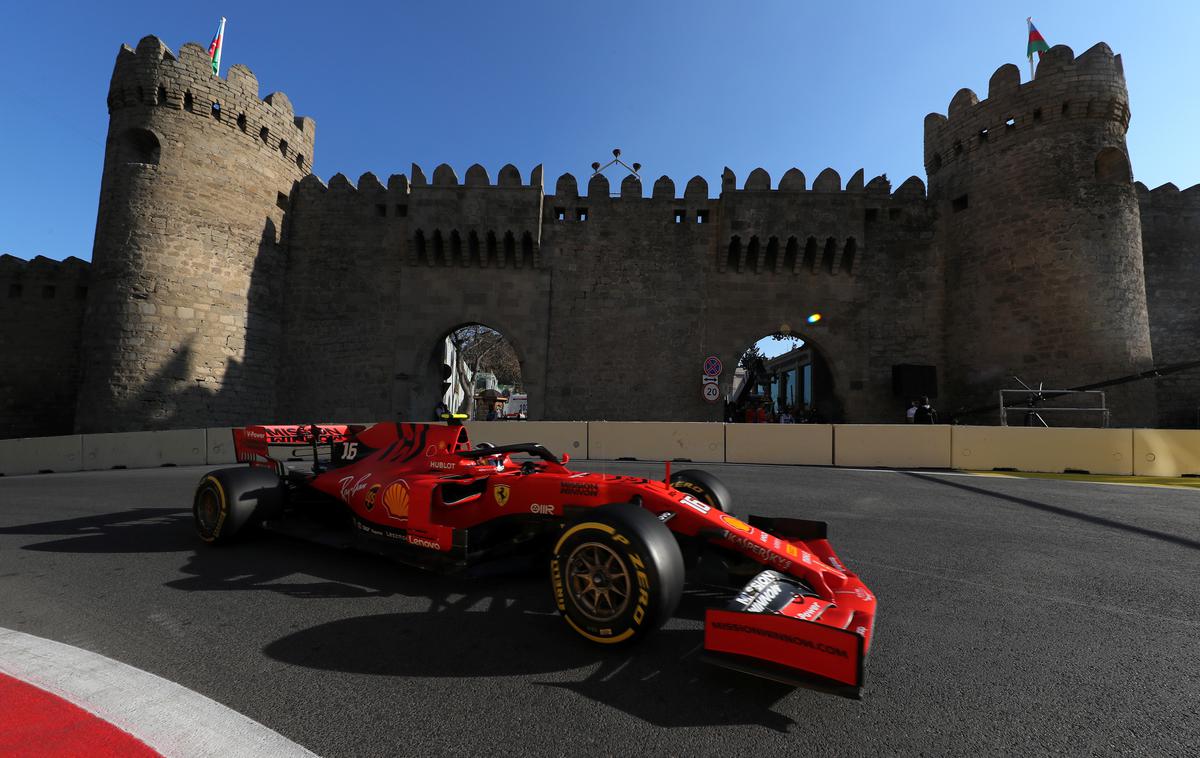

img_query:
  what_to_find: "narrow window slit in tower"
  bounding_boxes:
[952,194,969,212]
[576,208,588,222]
[395,204,408,217]
[76,286,88,300]
[157,85,168,106]
[889,208,902,221]
[279,139,288,158]
[554,207,566,221]
[674,209,686,224]
[978,128,989,143]
[211,101,221,120]
[183,91,193,111]
[376,204,387,217]
[8,283,22,298]
[296,153,305,170]
[42,285,56,299]
[237,113,247,131]
[276,192,289,211]
[1033,108,1043,122]
[953,140,963,155]
[1005,117,1016,129]
[696,210,709,224]
[260,126,270,145]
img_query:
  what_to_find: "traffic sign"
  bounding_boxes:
[703,356,723,377]
[703,383,721,402]
[702,374,718,384]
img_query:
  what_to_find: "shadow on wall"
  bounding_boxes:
[85,219,284,431]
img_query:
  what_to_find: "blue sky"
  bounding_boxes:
[2,1,1198,261]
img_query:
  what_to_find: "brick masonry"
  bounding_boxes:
[0,37,1195,436]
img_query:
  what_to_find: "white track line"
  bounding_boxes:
[0,627,318,758]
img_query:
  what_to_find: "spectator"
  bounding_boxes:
[486,405,498,421]
[779,408,794,423]
[434,400,450,421]
[913,396,938,424]
[906,399,918,423]
[755,404,768,424]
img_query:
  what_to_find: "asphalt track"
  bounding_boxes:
[0,462,1197,757]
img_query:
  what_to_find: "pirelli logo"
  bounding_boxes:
[710,621,849,659]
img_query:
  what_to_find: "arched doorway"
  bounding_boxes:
[436,324,526,421]
[728,331,839,423]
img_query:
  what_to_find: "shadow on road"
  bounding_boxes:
[902,472,1200,550]
[170,533,797,730]
[0,507,194,553]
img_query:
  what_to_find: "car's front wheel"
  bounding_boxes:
[550,503,684,645]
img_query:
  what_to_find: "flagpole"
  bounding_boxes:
[1027,18,1034,81]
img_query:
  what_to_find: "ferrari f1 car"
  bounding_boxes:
[193,421,877,696]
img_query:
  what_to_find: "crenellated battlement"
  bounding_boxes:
[924,43,1129,178]
[107,35,315,173]
[0,255,90,302]
[1135,181,1200,207]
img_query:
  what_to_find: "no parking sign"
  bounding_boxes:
[703,356,723,377]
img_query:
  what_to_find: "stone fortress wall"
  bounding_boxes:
[0,36,1195,437]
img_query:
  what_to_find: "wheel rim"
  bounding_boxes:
[196,488,221,534]
[565,541,632,623]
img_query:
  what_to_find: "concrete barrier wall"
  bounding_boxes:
[952,426,1133,475]
[206,428,237,465]
[83,429,208,470]
[588,422,725,462]
[0,435,84,476]
[834,425,953,469]
[726,424,833,465]
[1133,429,1200,477]
[466,422,588,460]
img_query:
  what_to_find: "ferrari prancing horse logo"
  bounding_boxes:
[493,484,511,508]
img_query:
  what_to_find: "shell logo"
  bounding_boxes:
[383,481,411,520]
[720,514,753,534]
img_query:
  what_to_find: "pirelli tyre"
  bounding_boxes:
[193,467,286,545]
[550,503,684,645]
[670,469,733,515]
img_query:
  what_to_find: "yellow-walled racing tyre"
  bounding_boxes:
[550,503,684,645]
[193,466,286,545]
[670,469,733,515]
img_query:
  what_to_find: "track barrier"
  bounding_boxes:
[466,421,588,459]
[0,435,84,476]
[587,422,725,463]
[1132,429,1200,477]
[952,426,1133,476]
[3,423,1200,481]
[726,424,833,465]
[835,425,952,469]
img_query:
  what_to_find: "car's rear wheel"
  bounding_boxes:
[550,503,684,645]
[194,467,286,545]
[670,469,733,514]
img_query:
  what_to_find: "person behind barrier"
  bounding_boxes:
[906,399,918,423]
[913,396,938,424]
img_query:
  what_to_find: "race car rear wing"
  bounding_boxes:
[232,424,352,473]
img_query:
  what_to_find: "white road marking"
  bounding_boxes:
[0,627,318,758]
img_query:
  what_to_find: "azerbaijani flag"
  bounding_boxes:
[207,17,226,77]
[1027,17,1050,63]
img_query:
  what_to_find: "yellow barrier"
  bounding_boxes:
[83,429,208,470]
[725,424,833,465]
[0,435,84,476]
[206,428,237,465]
[834,425,952,468]
[465,421,588,459]
[952,426,1133,475]
[1132,429,1200,477]
[587,422,725,462]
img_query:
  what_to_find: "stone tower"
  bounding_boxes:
[75,36,314,432]
[925,43,1156,424]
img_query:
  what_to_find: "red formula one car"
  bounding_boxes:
[193,421,877,696]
